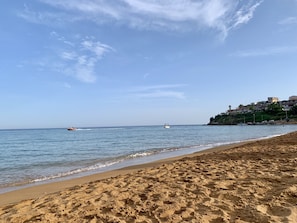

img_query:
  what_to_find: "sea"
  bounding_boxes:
[1,124,297,193]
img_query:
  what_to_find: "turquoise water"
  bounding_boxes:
[1,125,297,193]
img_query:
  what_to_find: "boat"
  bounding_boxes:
[163,123,170,129]
[67,127,77,131]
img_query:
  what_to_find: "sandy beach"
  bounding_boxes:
[1,132,297,222]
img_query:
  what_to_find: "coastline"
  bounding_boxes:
[2,124,297,195]
[0,141,248,207]
[1,132,297,222]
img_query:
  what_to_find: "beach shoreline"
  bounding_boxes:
[1,132,297,222]
[0,141,248,207]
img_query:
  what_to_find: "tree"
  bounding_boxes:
[267,103,282,114]
[290,105,297,115]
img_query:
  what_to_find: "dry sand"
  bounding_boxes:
[1,132,297,222]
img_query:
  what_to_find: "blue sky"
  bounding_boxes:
[1,0,297,129]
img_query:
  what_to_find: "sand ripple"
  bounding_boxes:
[1,132,297,222]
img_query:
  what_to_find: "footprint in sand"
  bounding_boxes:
[267,205,291,217]
[258,204,292,216]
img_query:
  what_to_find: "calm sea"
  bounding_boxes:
[1,125,297,193]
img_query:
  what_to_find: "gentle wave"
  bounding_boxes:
[1,136,289,189]
[31,145,204,184]
[75,128,92,131]
[6,135,285,188]
[1,125,297,194]
[33,134,291,184]
[128,151,154,158]
[32,160,121,183]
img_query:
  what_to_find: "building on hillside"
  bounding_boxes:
[254,101,268,111]
[226,96,296,116]
[281,96,297,108]
[268,97,279,103]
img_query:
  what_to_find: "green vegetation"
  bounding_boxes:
[209,104,297,125]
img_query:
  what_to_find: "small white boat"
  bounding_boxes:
[163,124,170,129]
[67,127,77,131]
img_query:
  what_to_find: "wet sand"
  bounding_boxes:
[1,132,297,222]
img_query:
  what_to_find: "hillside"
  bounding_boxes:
[208,98,297,125]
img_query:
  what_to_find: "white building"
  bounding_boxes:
[268,97,279,103]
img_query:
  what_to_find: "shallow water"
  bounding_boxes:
[1,124,297,193]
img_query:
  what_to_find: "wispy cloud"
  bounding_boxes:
[278,17,297,25]
[228,1,262,29]
[43,32,114,83]
[18,4,81,26]
[137,91,185,99]
[64,82,71,88]
[22,0,262,39]
[131,84,186,99]
[231,46,297,57]
[143,73,150,79]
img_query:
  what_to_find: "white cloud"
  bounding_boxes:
[143,73,150,79]
[50,31,75,46]
[131,84,186,99]
[81,39,115,58]
[41,33,114,83]
[30,0,263,39]
[229,1,263,29]
[137,90,185,99]
[133,84,187,91]
[278,17,297,25]
[64,82,71,88]
[60,51,77,60]
[231,46,297,57]
[18,4,81,27]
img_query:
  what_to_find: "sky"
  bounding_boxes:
[1,0,297,129]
